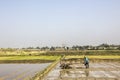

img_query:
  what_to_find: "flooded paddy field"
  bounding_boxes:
[43,61,120,80]
[0,63,51,80]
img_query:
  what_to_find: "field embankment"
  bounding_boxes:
[65,55,120,59]
[42,50,120,56]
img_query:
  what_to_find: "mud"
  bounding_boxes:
[43,62,120,80]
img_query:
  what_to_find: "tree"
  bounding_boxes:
[50,46,55,51]
[99,43,109,48]
[41,46,49,51]
[36,46,40,49]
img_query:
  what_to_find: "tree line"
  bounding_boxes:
[0,43,120,51]
[23,43,120,51]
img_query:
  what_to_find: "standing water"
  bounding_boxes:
[0,63,51,80]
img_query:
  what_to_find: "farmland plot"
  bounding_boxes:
[43,62,120,80]
[0,63,51,80]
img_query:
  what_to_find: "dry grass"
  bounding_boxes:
[65,55,120,59]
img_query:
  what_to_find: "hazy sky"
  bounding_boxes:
[0,0,120,48]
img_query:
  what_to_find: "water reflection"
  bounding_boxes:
[85,69,89,77]
[0,63,51,80]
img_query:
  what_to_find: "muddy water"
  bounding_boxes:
[44,62,120,80]
[0,63,51,80]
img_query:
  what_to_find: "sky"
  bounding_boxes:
[0,0,120,48]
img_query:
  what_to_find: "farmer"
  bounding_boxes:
[84,56,89,68]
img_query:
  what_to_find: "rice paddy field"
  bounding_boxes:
[43,60,120,80]
[0,63,51,80]
[0,50,119,80]
[0,56,60,80]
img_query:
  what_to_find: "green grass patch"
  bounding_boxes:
[0,56,60,60]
